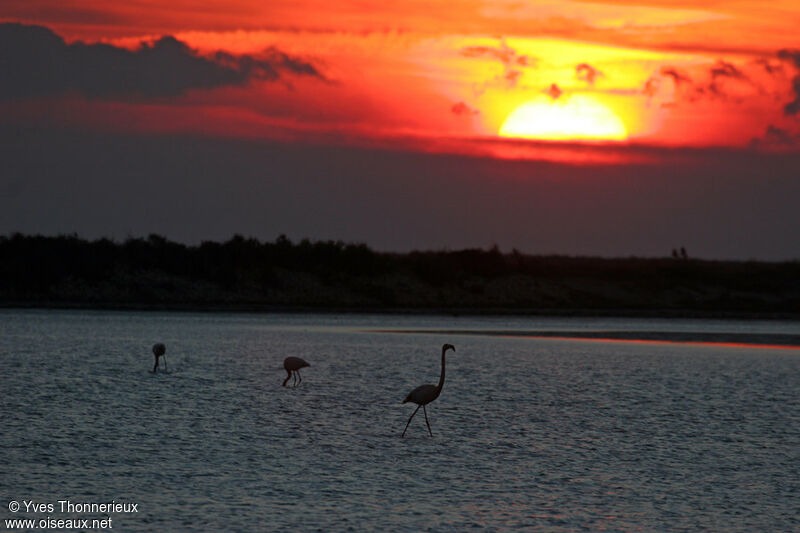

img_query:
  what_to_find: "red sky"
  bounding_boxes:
[1,2,800,258]
[4,0,800,152]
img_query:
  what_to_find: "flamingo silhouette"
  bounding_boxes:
[283,356,310,387]
[152,343,166,373]
[401,343,455,437]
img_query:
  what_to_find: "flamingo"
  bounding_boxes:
[152,343,166,373]
[283,356,310,387]
[401,343,455,437]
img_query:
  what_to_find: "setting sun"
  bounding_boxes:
[499,95,628,141]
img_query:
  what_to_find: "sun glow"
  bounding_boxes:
[499,95,628,141]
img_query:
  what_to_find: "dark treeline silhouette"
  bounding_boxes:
[1,233,799,316]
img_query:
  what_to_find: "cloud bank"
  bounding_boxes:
[0,23,322,100]
[778,49,800,115]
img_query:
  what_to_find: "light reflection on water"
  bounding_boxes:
[1,309,799,532]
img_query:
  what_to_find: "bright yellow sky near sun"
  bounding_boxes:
[3,0,800,152]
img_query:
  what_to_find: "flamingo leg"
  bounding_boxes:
[402,405,421,437]
[297,370,302,385]
[423,405,433,437]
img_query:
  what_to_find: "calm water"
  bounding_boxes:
[2,310,799,532]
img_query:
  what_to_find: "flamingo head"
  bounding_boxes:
[443,343,455,353]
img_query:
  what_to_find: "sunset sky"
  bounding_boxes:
[2,1,800,259]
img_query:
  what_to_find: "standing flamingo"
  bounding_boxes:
[401,343,455,437]
[152,343,166,373]
[283,356,310,387]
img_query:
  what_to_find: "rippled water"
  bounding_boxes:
[2,310,799,531]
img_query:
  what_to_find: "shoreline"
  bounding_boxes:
[2,301,798,321]
[367,328,800,348]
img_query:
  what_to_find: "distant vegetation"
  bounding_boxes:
[1,233,799,317]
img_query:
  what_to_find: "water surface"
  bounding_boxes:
[2,310,799,531]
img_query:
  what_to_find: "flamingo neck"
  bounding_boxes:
[436,347,447,394]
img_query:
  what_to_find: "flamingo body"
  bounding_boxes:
[283,356,310,387]
[152,343,166,372]
[401,344,454,437]
[403,384,439,405]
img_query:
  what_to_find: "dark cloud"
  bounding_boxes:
[749,125,800,150]
[643,78,658,97]
[643,67,691,98]
[575,63,602,85]
[451,102,479,116]
[778,49,800,115]
[661,67,691,86]
[460,42,515,65]
[710,60,745,80]
[516,55,535,67]
[707,60,750,97]
[0,23,323,101]
[753,58,783,75]
[644,61,757,102]
[461,45,506,62]
[460,40,535,91]
[460,40,537,69]
[546,83,562,100]
[505,70,522,85]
